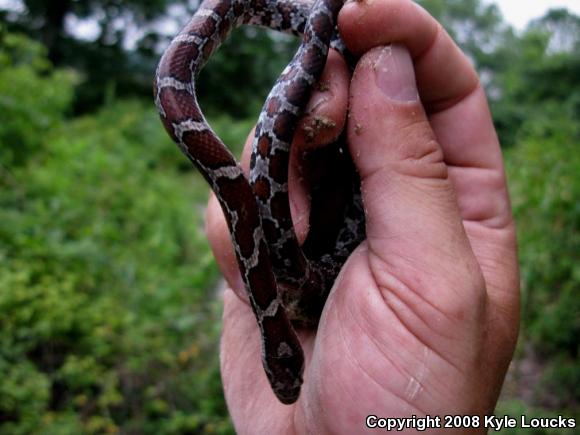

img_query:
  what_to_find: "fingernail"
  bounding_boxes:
[374,44,419,102]
[307,90,331,115]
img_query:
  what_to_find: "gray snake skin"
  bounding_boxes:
[154,0,365,404]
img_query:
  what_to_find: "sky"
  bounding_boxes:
[491,0,580,30]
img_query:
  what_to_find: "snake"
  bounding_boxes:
[154,0,365,404]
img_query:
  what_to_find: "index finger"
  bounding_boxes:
[339,0,510,222]
[339,0,479,114]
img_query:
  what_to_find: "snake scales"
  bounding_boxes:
[154,0,365,404]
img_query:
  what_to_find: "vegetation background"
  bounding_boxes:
[0,0,578,433]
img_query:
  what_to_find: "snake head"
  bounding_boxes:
[260,315,305,404]
[264,351,304,405]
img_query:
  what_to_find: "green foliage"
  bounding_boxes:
[0,98,235,433]
[490,21,580,412]
[0,32,236,433]
[198,27,299,118]
[0,28,76,166]
[505,101,580,410]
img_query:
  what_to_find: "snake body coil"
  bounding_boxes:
[154,0,365,404]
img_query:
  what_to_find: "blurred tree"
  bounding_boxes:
[488,8,580,145]
[197,28,299,118]
[0,0,299,116]
[1,0,178,110]
[12,0,173,62]
[419,0,511,66]
[418,3,579,147]
[529,7,580,53]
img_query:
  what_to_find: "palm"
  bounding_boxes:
[221,210,514,433]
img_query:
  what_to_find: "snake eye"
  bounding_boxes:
[276,384,302,405]
[273,367,303,405]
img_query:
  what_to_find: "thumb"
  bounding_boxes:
[349,45,481,293]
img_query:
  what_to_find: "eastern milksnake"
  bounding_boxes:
[154,0,365,404]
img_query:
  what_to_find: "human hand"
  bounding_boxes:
[206,0,520,433]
